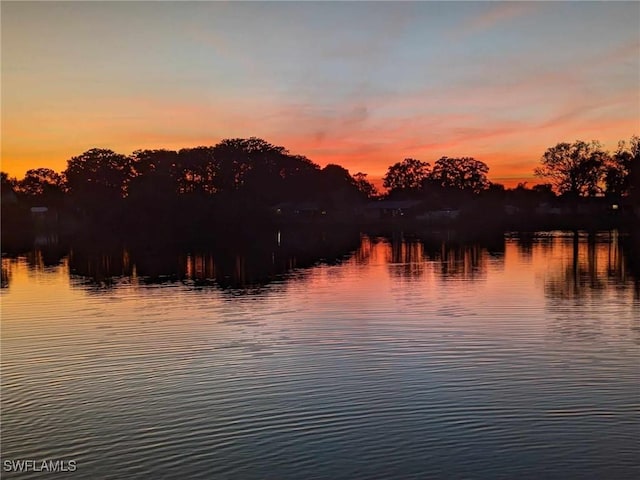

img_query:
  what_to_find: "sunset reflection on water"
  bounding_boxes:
[1,231,639,480]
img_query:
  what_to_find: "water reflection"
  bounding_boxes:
[64,227,363,291]
[387,236,427,279]
[1,260,10,288]
[522,231,640,345]
[381,233,494,280]
[435,243,488,280]
[515,232,554,260]
[2,230,639,479]
[68,246,132,287]
[2,230,638,297]
[543,231,637,300]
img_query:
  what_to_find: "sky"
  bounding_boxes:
[2,1,639,187]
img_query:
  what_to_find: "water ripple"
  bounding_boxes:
[2,236,639,479]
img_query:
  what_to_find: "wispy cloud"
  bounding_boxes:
[457,1,539,38]
[2,0,637,187]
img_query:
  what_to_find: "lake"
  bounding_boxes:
[1,230,639,479]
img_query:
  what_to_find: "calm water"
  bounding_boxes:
[2,231,639,479]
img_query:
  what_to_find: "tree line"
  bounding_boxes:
[2,135,639,214]
[3,138,378,205]
[382,137,638,200]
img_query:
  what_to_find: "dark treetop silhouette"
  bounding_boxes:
[1,135,638,249]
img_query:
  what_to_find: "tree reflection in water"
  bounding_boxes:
[60,227,363,292]
[543,231,637,300]
[379,231,504,281]
[1,259,11,288]
[2,229,638,300]
[537,231,639,344]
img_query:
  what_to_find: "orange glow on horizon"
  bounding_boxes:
[2,124,637,190]
[2,1,638,189]
[1,86,637,187]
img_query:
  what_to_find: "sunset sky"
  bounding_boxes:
[2,1,639,187]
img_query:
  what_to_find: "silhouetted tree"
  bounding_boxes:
[243,142,298,202]
[481,182,506,203]
[605,136,639,199]
[127,149,182,228]
[352,172,378,199]
[176,146,218,195]
[210,138,276,194]
[503,182,555,213]
[64,148,134,212]
[429,156,490,193]
[211,137,321,204]
[383,158,431,192]
[532,183,554,196]
[66,148,133,195]
[311,164,365,208]
[275,153,321,200]
[628,137,640,211]
[535,140,609,196]
[320,164,355,189]
[131,149,179,178]
[16,168,65,204]
[129,149,181,196]
[1,172,18,195]
[2,172,30,246]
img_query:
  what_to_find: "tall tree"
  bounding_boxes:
[128,149,181,203]
[1,171,18,194]
[605,136,639,198]
[272,153,321,202]
[212,137,287,194]
[429,156,490,193]
[625,136,640,210]
[383,158,431,192]
[320,164,356,190]
[131,149,179,178]
[534,140,609,196]
[1,172,20,206]
[16,168,65,198]
[176,146,218,195]
[352,172,378,199]
[64,148,134,203]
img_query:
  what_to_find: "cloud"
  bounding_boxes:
[456,2,539,38]
[2,0,637,187]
